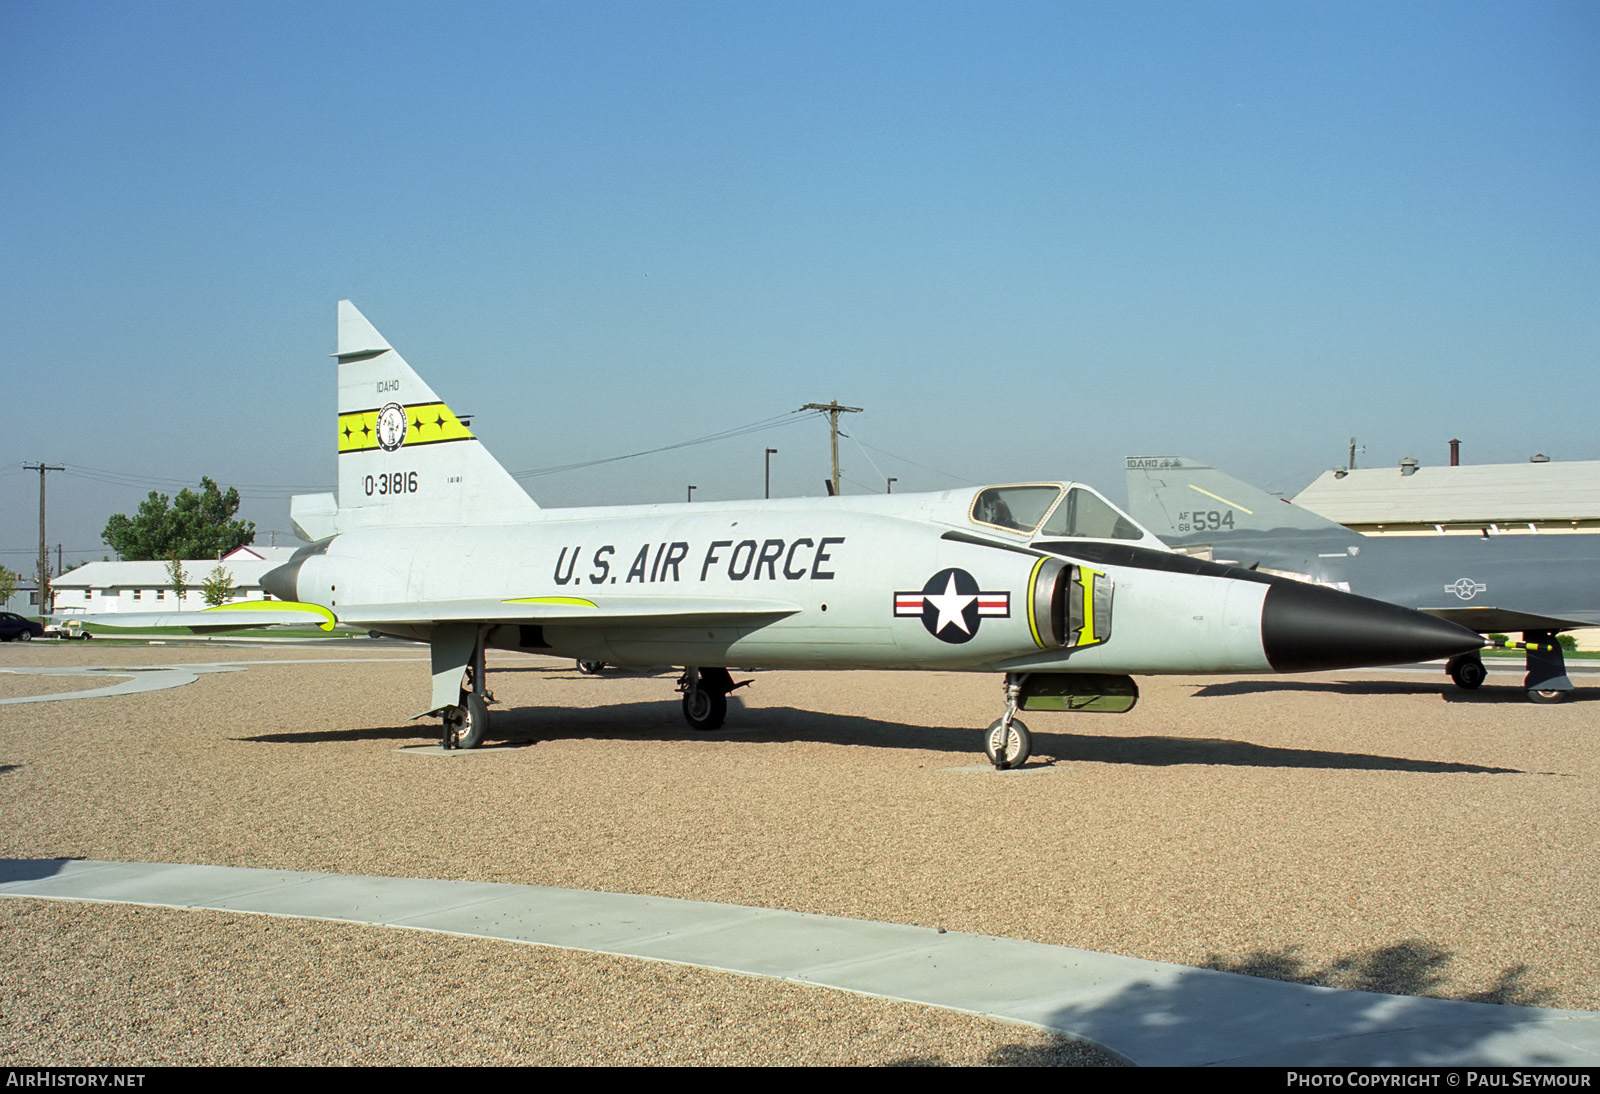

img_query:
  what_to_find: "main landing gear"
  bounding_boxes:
[676,667,747,731]
[984,674,1032,770]
[1446,652,1487,690]
[440,630,494,750]
[1446,631,1573,703]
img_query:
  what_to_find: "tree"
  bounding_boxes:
[102,477,255,561]
[0,568,15,606]
[201,565,234,608]
[166,555,188,607]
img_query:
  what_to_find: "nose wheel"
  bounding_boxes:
[984,717,1031,769]
[984,673,1032,769]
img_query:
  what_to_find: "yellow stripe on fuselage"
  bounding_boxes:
[503,597,599,608]
[338,402,475,454]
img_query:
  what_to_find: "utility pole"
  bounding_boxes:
[23,463,64,621]
[764,448,777,499]
[799,400,863,498]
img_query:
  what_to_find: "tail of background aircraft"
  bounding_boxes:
[1124,456,1347,540]
[292,301,540,539]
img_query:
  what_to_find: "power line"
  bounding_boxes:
[56,464,329,499]
[846,435,984,487]
[511,410,817,480]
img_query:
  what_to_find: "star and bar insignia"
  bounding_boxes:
[894,567,1009,644]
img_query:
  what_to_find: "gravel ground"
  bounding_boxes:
[2,641,1595,1065]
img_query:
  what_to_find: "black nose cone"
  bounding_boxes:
[1261,580,1484,673]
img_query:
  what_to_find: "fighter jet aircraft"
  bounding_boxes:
[86,304,1482,767]
[1125,456,1599,702]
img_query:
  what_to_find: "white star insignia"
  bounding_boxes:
[924,572,976,636]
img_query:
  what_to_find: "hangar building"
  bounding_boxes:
[1293,457,1600,537]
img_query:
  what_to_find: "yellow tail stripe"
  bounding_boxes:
[338,402,476,454]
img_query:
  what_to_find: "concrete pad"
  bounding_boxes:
[3,858,1596,1067]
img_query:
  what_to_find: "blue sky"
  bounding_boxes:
[2,0,1596,568]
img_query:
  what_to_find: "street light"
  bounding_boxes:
[687,485,697,503]
[765,448,778,499]
[886,477,897,494]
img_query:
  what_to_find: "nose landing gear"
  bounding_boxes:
[985,674,1032,770]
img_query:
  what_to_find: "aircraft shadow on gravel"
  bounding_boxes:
[236,700,1526,775]
[1189,679,1595,703]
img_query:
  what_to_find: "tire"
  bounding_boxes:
[447,691,491,748]
[682,686,727,731]
[984,718,1031,769]
[576,660,606,675]
[18,631,30,642]
[1448,656,1486,690]
[1528,688,1568,704]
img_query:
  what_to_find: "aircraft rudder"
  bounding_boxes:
[332,301,539,526]
[1124,455,1342,537]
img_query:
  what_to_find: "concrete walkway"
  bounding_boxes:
[0,658,425,705]
[3,858,1596,1067]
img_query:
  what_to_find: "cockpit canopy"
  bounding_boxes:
[969,483,1151,542]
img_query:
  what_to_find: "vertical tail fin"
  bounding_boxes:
[333,301,538,529]
[1124,456,1347,542]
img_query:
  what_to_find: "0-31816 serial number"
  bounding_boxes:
[364,471,418,496]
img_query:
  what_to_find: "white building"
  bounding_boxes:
[1294,459,1600,537]
[50,545,300,615]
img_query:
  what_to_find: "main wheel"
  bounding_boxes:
[1448,656,1486,690]
[984,718,1031,769]
[1528,688,1568,704]
[445,691,491,748]
[682,686,727,731]
[576,660,606,675]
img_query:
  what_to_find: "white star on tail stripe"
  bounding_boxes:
[924,572,978,636]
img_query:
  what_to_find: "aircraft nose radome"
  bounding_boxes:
[260,560,302,602]
[1260,581,1484,674]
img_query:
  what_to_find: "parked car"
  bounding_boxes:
[0,612,46,642]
